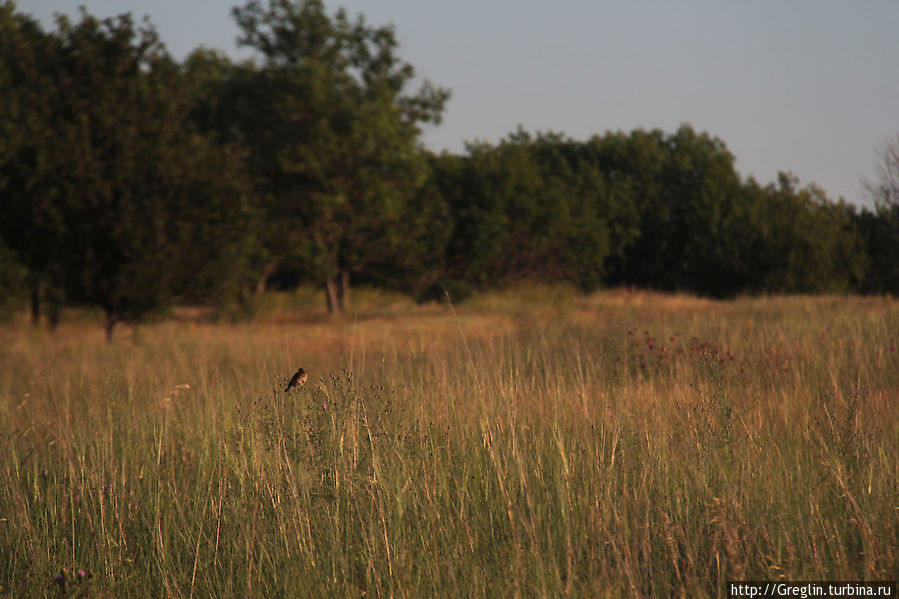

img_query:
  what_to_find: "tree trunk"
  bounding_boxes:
[46,284,63,330]
[30,279,44,326]
[47,302,60,330]
[105,315,117,343]
[255,258,281,295]
[338,270,350,311]
[324,278,341,314]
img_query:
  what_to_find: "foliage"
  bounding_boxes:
[855,135,899,293]
[0,240,27,319]
[0,5,254,336]
[210,0,450,312]
[733,174,867,294]
[431,129,637,293]
[854,203,899,293]
[430,125,868,298]
[596,126,743,294]
[1,0,897,336]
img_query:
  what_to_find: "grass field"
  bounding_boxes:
[1,288,897,597]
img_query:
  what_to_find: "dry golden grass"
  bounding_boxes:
[1,288,897,597]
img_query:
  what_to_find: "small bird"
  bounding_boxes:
[285,368,308,392]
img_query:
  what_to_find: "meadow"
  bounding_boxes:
[1,288,897,598]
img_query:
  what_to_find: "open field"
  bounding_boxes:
[1,289,897,597]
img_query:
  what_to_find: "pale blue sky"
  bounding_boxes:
[27,0,899,207]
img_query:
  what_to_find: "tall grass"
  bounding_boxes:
[1,291,897,597]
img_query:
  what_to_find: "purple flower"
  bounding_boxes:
[322,403,327,410]
[77,570,87,579]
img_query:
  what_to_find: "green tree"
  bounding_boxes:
[225,0,449,313]
[738,173,866,293]
[0,239,27,319]
[855,204,899,293]
[598,125,744,295]
[536,133,640,285]
[430,130,635,295]
[856,135,899,293]
[0,1,63,324]
[0,7,253,337]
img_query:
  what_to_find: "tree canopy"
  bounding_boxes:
[208,0,450,312]
[0,0,896,336]
[0,3,253,337]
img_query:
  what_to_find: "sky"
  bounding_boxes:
[28,0,899,208]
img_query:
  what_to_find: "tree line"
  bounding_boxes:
[1,0,897,336]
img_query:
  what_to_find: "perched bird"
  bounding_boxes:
[285,368,308,392]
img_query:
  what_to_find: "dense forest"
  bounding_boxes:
[2,0,898,336]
